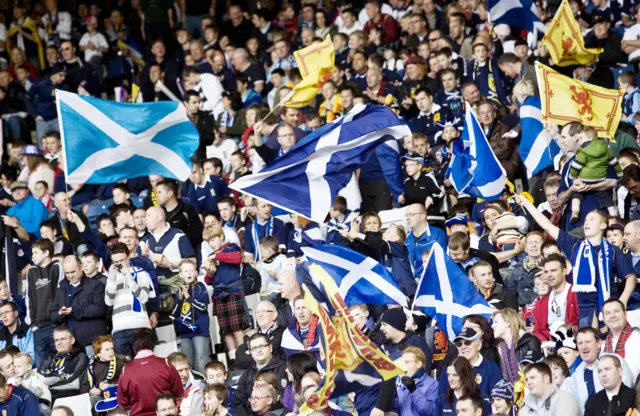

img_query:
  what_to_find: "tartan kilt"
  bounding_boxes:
[213,293,248,334]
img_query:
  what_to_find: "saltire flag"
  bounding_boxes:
[299,264,404,415]
[488,0,546,32]
[413,243,494,340]
[283,35,335,108]
[229,104,410,223]
[519,96,561,178]
[535,62,624,139]
[301,245,408,308]
[542,0,602,66]
[56,90,199,184]
[447,102,506,201]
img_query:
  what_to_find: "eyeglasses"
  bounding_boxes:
[250,344,269,352]
[454,340,473,348]
[249,396,269,401]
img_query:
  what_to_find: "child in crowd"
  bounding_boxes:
[39,219,74,256]
[619,71,640,123]
[97,214,118,244]
[255,236,287,298]
[43,133,62,169]
[202,383,231,416]
[568,126,622,222]
[434,68,463,119]
[33,180,53,210]
[11,352,52,413]
[0,279,26,324]
[606,224,625,249]
[80,250,107,285]
[204,226,247,364]
[171,260,210,374]
[205,361,235,409]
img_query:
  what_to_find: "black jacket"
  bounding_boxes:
[236,324,285,371]
[0,318,30,345]
[50,275,108,346]
[190,110,216,157]
[234,356,287,416]
[485,283,518,310]
[38,345,88,399]
[585,384,637,416]
[165,199,203,248]
[271,295,294,328]
[27,261,63,328]
[515,332,543,363]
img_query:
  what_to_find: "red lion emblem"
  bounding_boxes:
[561,31,575,54]
[569,85,594,122]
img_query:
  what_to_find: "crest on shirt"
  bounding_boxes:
[210,189,216,197]
[475,374,482,385]
[182,302,191,315]
[434,113,441,122]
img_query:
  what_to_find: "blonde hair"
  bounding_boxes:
[203,225,224,242]
[14,352,32,366]
[493,308,525,344]
[401,346,427,369]
[513,80,536,99]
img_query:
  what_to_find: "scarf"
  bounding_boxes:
[128,268,143,313]
[499,340,520,383]
[252,217,273,260]
[51,350,73,375]
[57,213,70,240]
[86,355,118,390]
[298,315,319,349]
[572,238,612,318]
[604,322,634,357]
[220,111,234,128]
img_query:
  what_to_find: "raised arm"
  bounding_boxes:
[513,194,560,241]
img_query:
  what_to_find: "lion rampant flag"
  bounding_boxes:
[535,62,624,139]
[299,264,404,415]
[281,35,335,108]
[542,0,602,66]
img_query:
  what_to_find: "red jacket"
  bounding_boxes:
[117,352,184,416]
[532,285,579,342]
[364,14,399,44]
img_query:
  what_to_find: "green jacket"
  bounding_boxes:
[569,139,622,182]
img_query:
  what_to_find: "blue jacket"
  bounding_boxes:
[27,79,69,121]
[359,141,404,203]
[0,319,34,362]
[7,195,48,237]
[171,281,210,338]
[187,175,231,215]
[0,385,39,415]
[405,225,447,278]
[396,372,438,416]
[205,243,243,295]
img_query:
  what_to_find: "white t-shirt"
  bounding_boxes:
[79,32,109,62]
[623,24,640,61]
[548,283,571,332]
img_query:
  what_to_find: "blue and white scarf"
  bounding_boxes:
[572,238,612,318]
[252,217,273,261]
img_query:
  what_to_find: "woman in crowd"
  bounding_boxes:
[284,351,318,411]
[396,346,438,416]
[437,357,482,416]
[492,309,543,383]
[544,354,571,389]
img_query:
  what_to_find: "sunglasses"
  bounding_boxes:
[454,340,474,347]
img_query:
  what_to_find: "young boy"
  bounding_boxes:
[202,383,231,416]
[606,224,625,249]
[434,68,463,119]
[97,214,117,243]
[0,279,26,324]
[33,181,53,210]
[255,236,287,298]
[203,226,247,365]
[79,15,109,66]
[43,132,61,169]
[81,250,107,285]
[203,25,219,52]
[568,126,622,222]
[326,196,358,247]
[15,65,32,92]
[204,361,235,409]
[26,239,62,366]
[172,260,210,373]
[11,352,51,412]
[39,220,74,256]
[466,42,505,105]
[619,71,640,123]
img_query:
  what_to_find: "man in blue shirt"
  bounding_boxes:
[5,181,48,238]
[188,161,231,216]
[243,200,288,263]
[0,372,39,416]
[404,203,447,278]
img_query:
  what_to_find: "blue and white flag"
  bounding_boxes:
[519,96,561,178]
[488,0,546,33]
[414,242,493,340]
[56,90,199,184]
[447,103,506,201]
[230,104,410,223]
[301,245,408,308]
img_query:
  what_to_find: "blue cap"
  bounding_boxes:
[444,215,469,228]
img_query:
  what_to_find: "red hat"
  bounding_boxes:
[405,56,425,66]
[85,16,98,26]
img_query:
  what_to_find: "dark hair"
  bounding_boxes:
[446,357,479,404]
[203,383,229,404]
[204,361,227,377]
[524,362,552,381]
[332,196,348,215]
[32,239,54,258]
[154,393,176,410]
[110,242,130,258]
[112,203,134,219]
[182,66,200,79]
[217,196,236,208]
[448,232,470,251]
[236,72,250,86]
[414,87,432,98]
[542,253,566,269]
[271,68,286,78]
[0,165,18,182]
[53,325,75,337]
[602,298,626,313]
[368,53,384,69]
[619,71,637,88]
[231,150,247,164]
[576,326,601,343]
[287,351,318,393]
[249,333,270,348]
[39,218,60,233]
[133,328,156,355]
[183,89,200,102]
[157,179,179,197]
[622,164,640,187]
[222,90,243,112]
[204,157,224,174]
[544,354,570,377]
[463,315,495,350]
[497,52,520,66]
[457,394,484,411]
[0,301,17,312]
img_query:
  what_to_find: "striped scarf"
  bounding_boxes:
[604,322,634,358]
[86,355,118,390]
[252,217,273,260]
[299,315,319,349]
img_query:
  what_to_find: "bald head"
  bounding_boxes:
[624,221,640,252]
[406,203,427,231]
[276,269,300,300]
[63,255,83,283]
[145,206,166,232]
[54,192,71,212]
